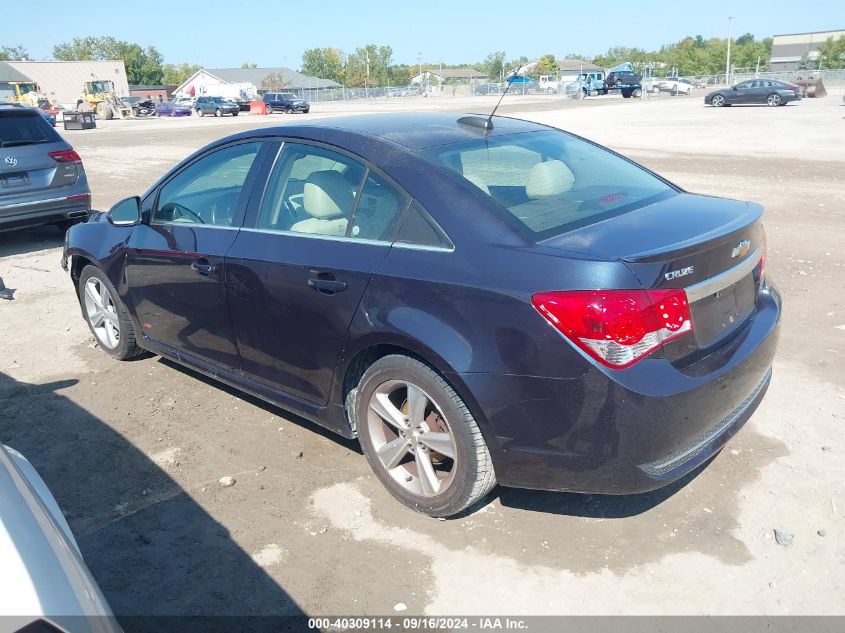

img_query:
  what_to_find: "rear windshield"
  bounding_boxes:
[0,111,60,147]
[422,130,676,240]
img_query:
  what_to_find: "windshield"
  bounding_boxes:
[18,83,37,94]
[88,81,113,93]
[423,130,676,240]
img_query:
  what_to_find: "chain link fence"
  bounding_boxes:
[279,68,845,103]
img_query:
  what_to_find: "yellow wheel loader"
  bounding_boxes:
[76,80,132,120]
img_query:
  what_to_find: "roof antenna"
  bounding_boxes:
[457,61,529,132]
[489,61,528,123]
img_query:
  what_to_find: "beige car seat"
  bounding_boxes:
[290,170,353,236]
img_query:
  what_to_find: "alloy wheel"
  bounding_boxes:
[712,95,725,107]
[83,277,120,349]
[367,380,458,498]
[767,94,781,106]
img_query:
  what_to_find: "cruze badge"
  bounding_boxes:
[665,266,694,281]
[732,239,751,259]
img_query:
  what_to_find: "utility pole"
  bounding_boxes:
[725,16,734,86]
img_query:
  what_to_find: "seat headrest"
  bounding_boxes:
[304,170,354,219]
[525,160,575,199]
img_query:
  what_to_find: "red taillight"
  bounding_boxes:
[532,288,693,369]
[757,227,767,285]
[48,149,82,163]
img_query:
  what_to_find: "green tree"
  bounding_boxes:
[482,51,506,81]
[345,44,393,87]
[817,35,845,69]
[388,63,412,86]
[0,44,29,61]
[53,36,163,84]
[161,63,201,85]
[241,62,257,68]
[531,54,558,78]
[301,47,345,83]
[261,72,290,91]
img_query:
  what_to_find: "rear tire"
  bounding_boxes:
[215,108,222,117]
[232,110,239,116]
[78,265,142,361]
[354,355,496,518]
[767,93,782,107]
[196,108,203,117]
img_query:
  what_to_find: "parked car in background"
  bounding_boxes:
[0,443,122,632]
[172,96,195,109]
[122,96,156,117]
[39,108,56,126]
[654,77,693,95]
[261,92,310,114]
[705,79,802,107]
[195,96,240,117]
[1,104,90,232]
[473,83,503,96]
[64,113,780,518]
[155,100,194,117]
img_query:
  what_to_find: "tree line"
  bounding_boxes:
[1,32,843,88]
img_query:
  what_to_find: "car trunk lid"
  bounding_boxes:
[542,193,765,357]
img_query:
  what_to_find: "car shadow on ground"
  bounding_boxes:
[0,371,306,633]
[0,224,66,258]
[493,458,711,519]
[157,357,363,454]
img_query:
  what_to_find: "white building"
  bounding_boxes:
[173,67,341,100]
[4,60,130,107]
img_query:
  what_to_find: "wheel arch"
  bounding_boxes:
[334,336,505,466]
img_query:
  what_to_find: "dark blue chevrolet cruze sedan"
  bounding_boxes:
[62,113,780,517]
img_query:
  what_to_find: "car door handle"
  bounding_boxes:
[308,273,347,295]
[191,259,216,277]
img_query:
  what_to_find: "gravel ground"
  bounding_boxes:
[0,92,843,624]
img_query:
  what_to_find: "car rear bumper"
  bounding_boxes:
[457,285,781,494]
[0,194,90,231]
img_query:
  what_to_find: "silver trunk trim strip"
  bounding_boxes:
[685,248,761,303]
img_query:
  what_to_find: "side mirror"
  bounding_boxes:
[732,85,738,90]
[107,196,141,226]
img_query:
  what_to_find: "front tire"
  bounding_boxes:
[79,265,142,360]
[196,108,204,117]
[215,108,222,117]
[354,355,496,518]
[711,94,726,107]
[232,110,239,116]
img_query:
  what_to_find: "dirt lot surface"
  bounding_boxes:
[1,93,844,623]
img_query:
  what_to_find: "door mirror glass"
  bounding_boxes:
[107,196,141,226]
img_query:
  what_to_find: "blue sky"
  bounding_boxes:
[6,0,843,67]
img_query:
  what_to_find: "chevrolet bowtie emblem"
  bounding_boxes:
[731,239,751,259]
